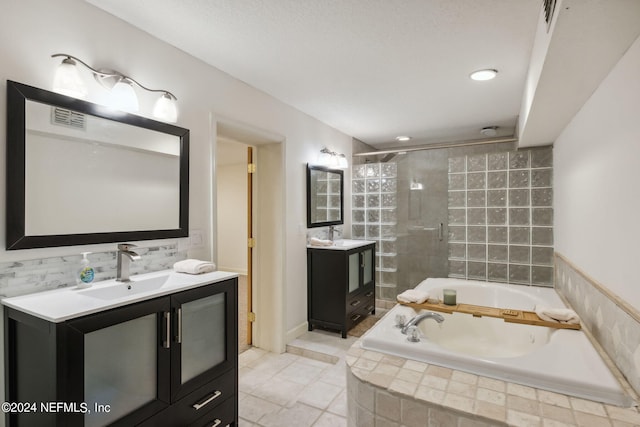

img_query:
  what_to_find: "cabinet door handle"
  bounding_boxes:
[366,305,375,312]
[176,308,182,344]
[350,299,361,307]
[351,314,361,322]
[365,291,373,297]
[163,312,171,349]
[438,222,443,241]
[360,253,364,268]
[208,420,222,427]
[192,390,222,410]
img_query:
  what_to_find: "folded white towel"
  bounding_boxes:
[535,306,580,324]
[309,237,333,246]
[397,289,431,304]
[173,259,216,274]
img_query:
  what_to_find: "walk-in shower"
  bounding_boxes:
[353,143,554,303]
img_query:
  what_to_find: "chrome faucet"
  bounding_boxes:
[328,225,335,241]
[116,243,141,282]
[401,311,445,334]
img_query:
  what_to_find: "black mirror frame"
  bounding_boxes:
[6,80,190,250]
[306,163,344,229]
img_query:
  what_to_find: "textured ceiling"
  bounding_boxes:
[86,0,541,147]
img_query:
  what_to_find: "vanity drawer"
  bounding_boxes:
[139,369,236,426]
[346,287,374,312]
[180,370,236,418]
[188,395,235,427]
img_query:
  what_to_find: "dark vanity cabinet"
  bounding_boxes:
[307,242,375,338]
[4,277,238,427]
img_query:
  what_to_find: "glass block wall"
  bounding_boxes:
[447,147,554,286]
[352,163,398,297]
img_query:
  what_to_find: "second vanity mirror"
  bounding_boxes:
[6,80,190,249]
[306,164,344,228]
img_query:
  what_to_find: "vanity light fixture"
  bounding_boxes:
[51,53,179,123]
[470,69,498,81]
[318,147,349,169]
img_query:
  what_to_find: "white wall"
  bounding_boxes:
[0,0,353,404]
[554,34,640,311]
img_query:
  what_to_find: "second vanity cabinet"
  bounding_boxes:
[307,241,375,338]
[4,275,237,427]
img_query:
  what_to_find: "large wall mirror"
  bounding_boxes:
[306,164,343,228]
[6,80,190,249]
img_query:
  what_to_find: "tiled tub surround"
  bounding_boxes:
[448,147,554,286]
[555,253,640,398]
[360,279,632,407]
[346,342,640,427]
[0,242,187,298]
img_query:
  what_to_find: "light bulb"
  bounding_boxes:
[109,79,139,112]
[153,93,178,123]
[337,154,349,169]
[318,149,332,166]
[53,58,88,98]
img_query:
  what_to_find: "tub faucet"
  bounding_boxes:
[328,225,335,241]
[401,311,445,334]
[116,243,141,282]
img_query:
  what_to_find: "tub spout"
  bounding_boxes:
[401,311,445,334]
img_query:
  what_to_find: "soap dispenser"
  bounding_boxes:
[76,252,95,288]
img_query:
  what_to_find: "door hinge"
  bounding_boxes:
[247,163,256,174]
[248,238,256,248]
[248,312,256,322]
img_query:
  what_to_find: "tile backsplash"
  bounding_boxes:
[555,253,640,396]
[0,242,187,298]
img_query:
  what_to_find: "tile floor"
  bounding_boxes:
[238,330,357,427]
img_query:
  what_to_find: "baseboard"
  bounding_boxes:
[285,321,309,345]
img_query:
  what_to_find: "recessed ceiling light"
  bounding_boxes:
[470,69,498,81]
[395,136,411,142]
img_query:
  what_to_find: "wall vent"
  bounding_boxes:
[51,107,86,130]
[543,0,557,31]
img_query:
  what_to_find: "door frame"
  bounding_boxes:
[211,114,286,354]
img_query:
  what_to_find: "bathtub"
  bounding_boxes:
[361,278,634,407]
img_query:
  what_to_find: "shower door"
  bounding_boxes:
[395,149,449,295]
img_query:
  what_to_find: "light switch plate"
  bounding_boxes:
[189,229,204,248]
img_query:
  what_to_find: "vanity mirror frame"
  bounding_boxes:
[6,80,190,250]
[306,163,344,228]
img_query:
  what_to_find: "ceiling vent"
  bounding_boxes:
[543,0,557,31]
[51,107,86,130]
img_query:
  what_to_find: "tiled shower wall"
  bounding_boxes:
[447,147,554,286]
[0,242,187,298]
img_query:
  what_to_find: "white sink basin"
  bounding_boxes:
[1,270,239,323]
[332,239,367,247]
[307,239,375,250]
[79,275,170,300]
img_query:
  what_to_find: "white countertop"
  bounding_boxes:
[307,239,375,251]
[1,269,238,323]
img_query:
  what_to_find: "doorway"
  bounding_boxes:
[215,117,285,355]
[216,138,254,353]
